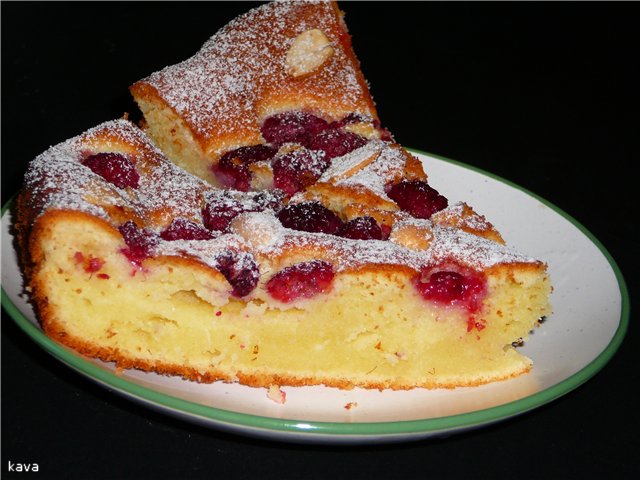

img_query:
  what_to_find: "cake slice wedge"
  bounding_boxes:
[16,0,552,391]
[16,119,551,390]
[130,0,385,187]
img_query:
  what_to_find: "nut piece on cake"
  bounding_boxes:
[286,29,335,77]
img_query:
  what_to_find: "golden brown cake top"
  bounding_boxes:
[131,0,378,149]
[228,210,538,274]
[19,119,209,229]
[20,120,541,282]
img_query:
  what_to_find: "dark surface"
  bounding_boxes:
[2,2,638,479]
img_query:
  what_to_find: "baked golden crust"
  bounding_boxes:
[432,202,505,243]
[130,0,379,167]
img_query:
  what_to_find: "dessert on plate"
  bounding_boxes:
[16,0,551,390]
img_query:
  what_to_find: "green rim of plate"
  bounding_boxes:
[1,149,630,438]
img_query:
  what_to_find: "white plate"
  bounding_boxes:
[1,150,628,444]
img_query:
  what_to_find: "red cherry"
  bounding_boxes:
[417,271,465,303]
[266,260,334,303]
[82,152,140,189]
[118,221,159,265]
[261,111,329,146]
[277,202,343,234]
[414,268,486,312]
[336,216,384,240]
[386,180,448,219]
[305,129,367,159]
[202,191,284,232]
[202,199,245,232]
[212,144,277,191]
[215,251,259,297]
[272,149,329,196]
[160,217,214,241]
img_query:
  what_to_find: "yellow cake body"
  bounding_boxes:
[27,209,549,390]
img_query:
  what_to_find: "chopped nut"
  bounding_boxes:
[229,212,281,248]
[344,122,381,139]
[327,151,380,182]
[286,29,334,77]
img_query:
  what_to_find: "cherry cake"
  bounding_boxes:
[16,0,551,390]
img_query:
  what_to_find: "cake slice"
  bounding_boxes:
[130,0,385,187]
[16,119,551,390]
[16,0,552,391]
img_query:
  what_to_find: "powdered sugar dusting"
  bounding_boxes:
[203,188,283,214]
[136,0,376,141]
[319,140,407,199]
[22,120,213,229]
[22,118,540,279]
[281,148,327,177]
[319,141,382,182]
[23,121,135,222]
[136,155,209,224]
[435,201,494,232]
[154,232,249,271]
[252,219,536,273]
[427,224,535,268]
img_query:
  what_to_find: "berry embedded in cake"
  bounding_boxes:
[16,0,551,391]
[266,260,335,303]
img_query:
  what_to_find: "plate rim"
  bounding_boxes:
[1,148,630,439]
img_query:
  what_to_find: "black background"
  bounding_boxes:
[2,2,638,479]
